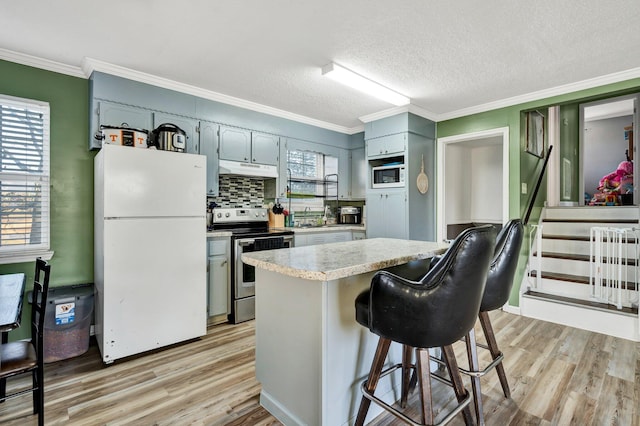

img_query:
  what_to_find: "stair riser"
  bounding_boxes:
[543,206,639,221]
[541,239,639,257]
[539,257,636,278]
[540,222,638,237]
[528,277,637,307]
[528,277,591,299]
[520,295,640,341]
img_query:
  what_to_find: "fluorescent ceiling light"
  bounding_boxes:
[322,62,410,106]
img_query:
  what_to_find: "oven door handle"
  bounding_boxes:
[237,239,255,247]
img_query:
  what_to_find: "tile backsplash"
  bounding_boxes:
[211,175,264,208]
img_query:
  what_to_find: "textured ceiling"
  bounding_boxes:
[2,1,640,132]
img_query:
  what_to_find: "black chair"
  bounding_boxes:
[461,219,524,425]
[354,225,496,426]
[0,258,51,426]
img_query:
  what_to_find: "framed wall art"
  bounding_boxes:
[525,110,545,158]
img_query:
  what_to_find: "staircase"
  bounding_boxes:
[521,205,640,341]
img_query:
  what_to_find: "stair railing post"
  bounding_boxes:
[629,227,640,312]
[590,227,595,299]
[617,228,623,310]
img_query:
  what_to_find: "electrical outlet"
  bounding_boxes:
[521,183,527,194]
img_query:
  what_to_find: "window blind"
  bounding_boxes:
[286,150,337,211]
[0,95,50,258]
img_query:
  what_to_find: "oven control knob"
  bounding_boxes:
[261,212,266,217]
[255,213,259,217]
[216,212,222,218]
[225,212,230,218]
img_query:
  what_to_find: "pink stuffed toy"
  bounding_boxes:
[598,160,633,191]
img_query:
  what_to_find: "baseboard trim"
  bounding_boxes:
[502,304,520,315]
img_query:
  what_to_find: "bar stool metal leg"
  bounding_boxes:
[465,327,484,425]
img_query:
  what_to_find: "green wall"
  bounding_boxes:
[0,60,92,340]
[437,78,640,306]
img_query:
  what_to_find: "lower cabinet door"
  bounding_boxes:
[208,255,229,317]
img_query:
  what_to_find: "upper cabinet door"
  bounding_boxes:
[251,132,279,165]
[96,101,153,149]
[199,121,219,196]
[366,133,406,159]
[219,126,251,162]
[350,147,366,199]
[153,112,199,154]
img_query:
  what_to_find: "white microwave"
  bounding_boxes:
[372,164,405,188]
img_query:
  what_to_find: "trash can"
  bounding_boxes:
[30,283,94,363]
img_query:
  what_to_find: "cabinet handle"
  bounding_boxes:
[221,260,227,266]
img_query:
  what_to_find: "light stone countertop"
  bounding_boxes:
[270,224,366,234]
[207,226,364,238]
[291,224,365,234]
[206,231,232,238]
[242,238,448,281]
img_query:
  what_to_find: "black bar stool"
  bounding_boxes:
[354,225,496,425]
[459,219,524,425]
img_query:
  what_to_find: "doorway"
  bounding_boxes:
[436,127,510,242]
[580,94,638,206]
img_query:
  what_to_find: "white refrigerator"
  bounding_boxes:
[94,144,207,363]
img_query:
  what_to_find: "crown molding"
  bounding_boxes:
[82,57,356,135]
[345,124,365,134]
[0,48,85,78]
[358,103,439,124]
[4,50,640,132]
[436,66,640,122]
[358,105,410,123]
[408,104,439,122]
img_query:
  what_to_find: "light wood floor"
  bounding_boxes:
[0,310,638,425]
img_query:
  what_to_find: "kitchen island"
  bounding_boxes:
[242,238,448,426]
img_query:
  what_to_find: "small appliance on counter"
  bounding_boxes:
[338,206,361,224]
[95,124,149,148]
[149,123,186,152]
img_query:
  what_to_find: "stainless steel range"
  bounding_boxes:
[211,207,294,323]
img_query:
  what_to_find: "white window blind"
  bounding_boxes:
[0,95,50,262]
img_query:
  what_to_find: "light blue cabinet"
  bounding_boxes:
[93,101,153,148]
[207,237,230,319]
[337,148,350,199]
[199,122,219,196]
[352,230,366,240]
[219,126,279,165]
[350,147,366,199]
[295,230,352,247]
[153,112,199,154]
[252,132,279,166]
[366,190,407,239]
[219,126,251,162]
[366,133,406,159]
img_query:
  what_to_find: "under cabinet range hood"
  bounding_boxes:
[218,159,278,178]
